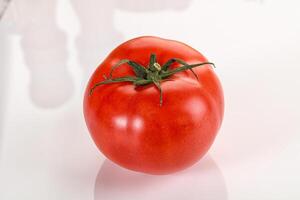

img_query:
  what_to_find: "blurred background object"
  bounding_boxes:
[71,0,122,80]
[116,0,191,11]
[12,0,74,108]
[1,0,192,109]
[95,156,227,200]
[0,20,10,160]
[0,0,11,20]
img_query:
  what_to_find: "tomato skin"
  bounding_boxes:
[84,36,224,174]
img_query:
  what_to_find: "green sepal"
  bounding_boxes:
[109,59,147,79]
[161,58,198,79]
[161,62,215,78]
[90,53,215,106]
[90,76,142,95]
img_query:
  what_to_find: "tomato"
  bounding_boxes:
[83,36,224,174]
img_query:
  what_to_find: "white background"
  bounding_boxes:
[1,0,300,199]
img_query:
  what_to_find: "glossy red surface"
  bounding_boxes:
[84,36,224,174]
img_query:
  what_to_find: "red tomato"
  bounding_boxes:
[84,36,224,174]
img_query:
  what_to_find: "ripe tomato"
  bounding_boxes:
[84,36,224,174]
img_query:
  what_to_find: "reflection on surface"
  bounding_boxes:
[114,116,128,130]
[94,156,227,200]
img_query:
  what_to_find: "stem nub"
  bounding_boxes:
[90,54,215,106]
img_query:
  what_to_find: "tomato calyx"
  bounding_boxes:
[90,54,215,106]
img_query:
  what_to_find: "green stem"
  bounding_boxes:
[90,54,215,106]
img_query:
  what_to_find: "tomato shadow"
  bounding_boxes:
[0,24,10,160]
[94,155,227,200]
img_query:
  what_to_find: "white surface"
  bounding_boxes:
[1,0,300,199]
